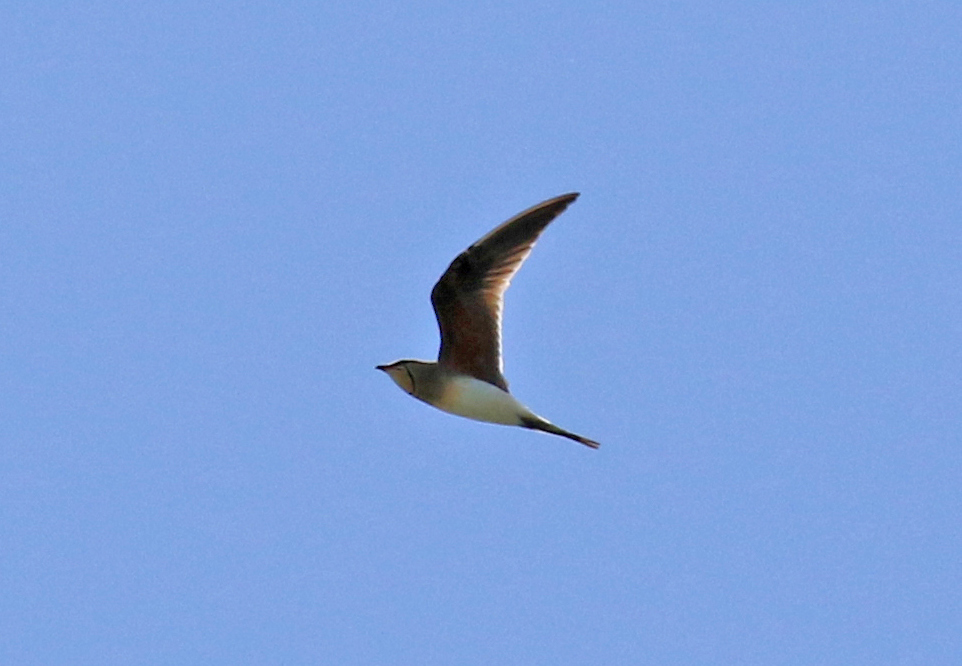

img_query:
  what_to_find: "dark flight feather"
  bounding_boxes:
[430,193,580,390]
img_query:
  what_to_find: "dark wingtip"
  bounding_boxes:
[578,437,601,450]
[520,415,600,450]
[554,192,580,207]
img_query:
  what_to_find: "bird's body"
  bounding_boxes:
[387,361,537,425]
[377,193,600,449]
[436,374,540,426]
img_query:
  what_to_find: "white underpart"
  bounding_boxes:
[435,375,538,426]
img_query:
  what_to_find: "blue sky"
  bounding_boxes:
[3,2,961,663]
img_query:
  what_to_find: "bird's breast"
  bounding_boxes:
[433,375,533,426]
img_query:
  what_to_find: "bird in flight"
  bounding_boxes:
[377,193,599,449]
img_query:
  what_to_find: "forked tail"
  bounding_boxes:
[520,416,600,449]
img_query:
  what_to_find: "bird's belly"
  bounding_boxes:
[434,376,533,426]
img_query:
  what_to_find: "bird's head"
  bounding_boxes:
[376,360,420,395]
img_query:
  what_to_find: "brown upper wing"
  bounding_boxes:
[430,193,580,390]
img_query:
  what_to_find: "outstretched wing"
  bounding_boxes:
[430,193,580,391]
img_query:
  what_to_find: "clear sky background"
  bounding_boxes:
[3,2,961,664]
